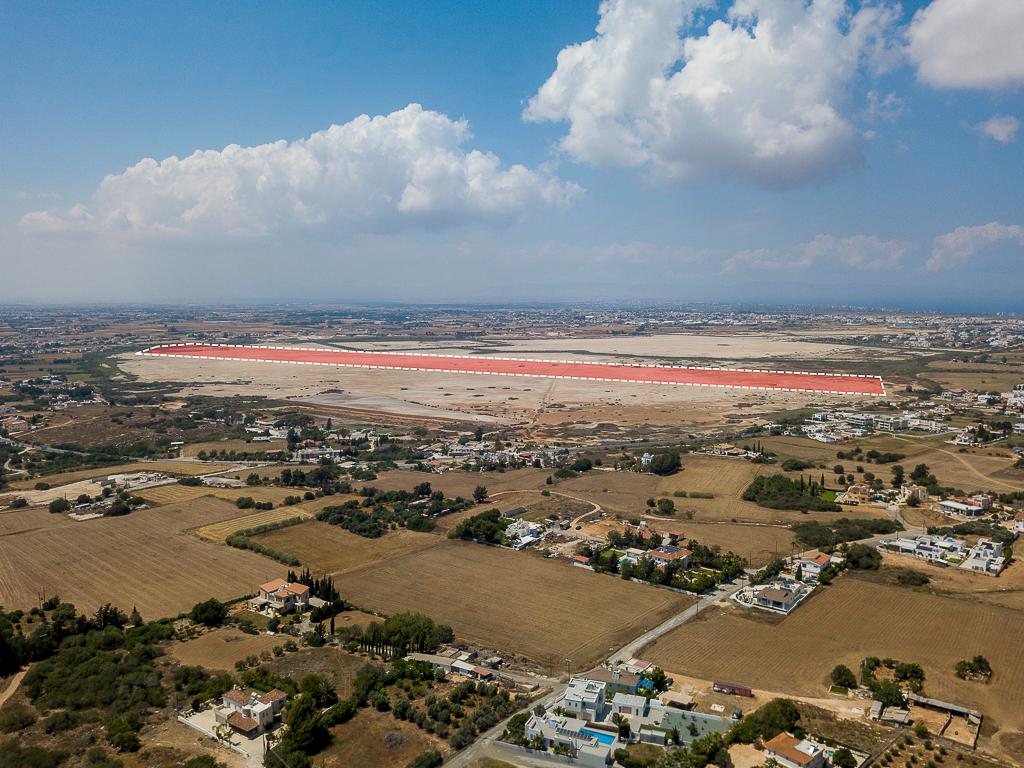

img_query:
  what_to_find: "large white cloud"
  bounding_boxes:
[21,104,580,237]
[928,222,1024,270]
[724,233,906,272]
[908,0,1024,90]
[525,0,900,187]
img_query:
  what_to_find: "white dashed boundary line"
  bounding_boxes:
[137,343,886,397]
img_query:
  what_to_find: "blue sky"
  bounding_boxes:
[2,0,1023,309]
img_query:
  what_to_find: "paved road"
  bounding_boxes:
[445,683,567,768]
[608,579,748,665]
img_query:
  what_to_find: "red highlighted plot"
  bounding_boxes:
[139,344,885,396]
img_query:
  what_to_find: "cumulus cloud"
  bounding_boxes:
[525,0,901,187]
[928,222,1024,270]
[724,234,906,272]
[972,115,1020,144]
[21,104,580,237]
[908,0,1024,90]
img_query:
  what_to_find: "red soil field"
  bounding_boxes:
[139,344,884,395]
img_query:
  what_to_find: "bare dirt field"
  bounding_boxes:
[0,498,282,617]
[334,538,692,670]
[352,333,892,362]
[252,520,437,575]
[641,576,1024,753]
[168,627,281,671]
[121,349,866,432]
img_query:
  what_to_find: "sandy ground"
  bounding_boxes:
[122,350,872,431]
[347,333,897,361]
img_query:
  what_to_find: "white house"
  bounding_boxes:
[563,677,606,719]
[610,692,649,718]
[796,552,831,580]
[215,687,287,736]
[961,538,1006,576]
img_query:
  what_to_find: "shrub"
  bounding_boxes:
[48,497,71,514]
[189,598,228,627]
[830,665,857,689]
[0,706,37,733]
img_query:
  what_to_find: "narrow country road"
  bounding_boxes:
[0,669,26,710]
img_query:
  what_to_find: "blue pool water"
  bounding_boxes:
[581,728,615,745]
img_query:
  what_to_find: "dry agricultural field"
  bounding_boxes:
[253,520,437,575]
[193,507,314,542]
[8,459,223,490]
[334,538,692,670]
[642,576,1024,755]
[0,498,282,618]
[136,483,299,506]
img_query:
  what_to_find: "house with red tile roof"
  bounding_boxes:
[249,578,310,616]
[796,551,832,580]
[214,686,288,736]
[763,732,826,768]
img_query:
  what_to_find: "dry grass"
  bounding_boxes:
[8,460,220,490]
[871,553,1024,613]
[657,455,764,497]
[642,575,1024,750]
[168,627,281,672]
[179,439,288,458]
[0,497,282,617]
[908,447,1023,493]
[319,708,446,768]
[335,539,691,669]
[553,470,662,516]
[252,520,437,575]
[136,483,298,506]
[648,519,796,566]
[193,507,314,542]
[263,646,371,699]
[361,467,551,498]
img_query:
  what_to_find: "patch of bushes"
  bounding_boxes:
[743,474,840,512]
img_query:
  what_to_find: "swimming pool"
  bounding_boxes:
[581,728,616,746]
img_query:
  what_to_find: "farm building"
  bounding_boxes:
[938,499,985,518]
